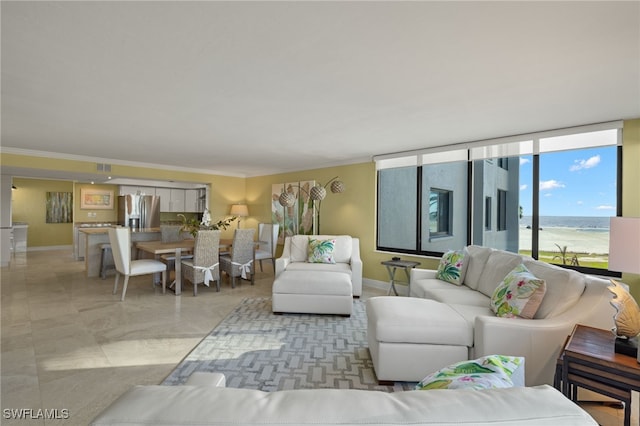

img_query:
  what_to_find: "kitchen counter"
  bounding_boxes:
[79,227,162,277]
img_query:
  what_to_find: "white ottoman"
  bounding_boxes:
[366,296,472,383]
[272,270,353,316]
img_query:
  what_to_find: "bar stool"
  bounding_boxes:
[99,243,115,279]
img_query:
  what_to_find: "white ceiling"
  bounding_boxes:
[2,1,639,181]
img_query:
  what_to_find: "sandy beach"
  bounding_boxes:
[519,226,609,255]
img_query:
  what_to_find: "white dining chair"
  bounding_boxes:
[255,223,279,272]
[108,227,167,301]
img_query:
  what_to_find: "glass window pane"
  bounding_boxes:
[538,146,616,269]
[377,167,417,250]
[518,155,534,255]
[422,161,467,252]
[472,157,521,253]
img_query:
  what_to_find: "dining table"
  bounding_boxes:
[135,238,235,295]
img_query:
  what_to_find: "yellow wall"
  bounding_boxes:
[12,178,75,247]
[245,162,432,283]
[622,118,640,301]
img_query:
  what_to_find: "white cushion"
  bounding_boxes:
[273,271,352,296]
[476,250,524,297]
[367,297,472,347]
[130,259,167,275]
[463,245,493,290]
[423,288,491,307]
[289,235,353,263]
[523,259,586,319]
[284,262,352,276]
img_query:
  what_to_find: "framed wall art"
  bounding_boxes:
[80,188,114,209]
[46,192,73,223]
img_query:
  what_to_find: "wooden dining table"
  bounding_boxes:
[135,239,234,295]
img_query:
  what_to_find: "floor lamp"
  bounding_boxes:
[608,216,640,361]
[230,204,249,229]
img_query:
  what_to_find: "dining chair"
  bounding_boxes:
[160,224,193,277]
[181,230,221,296]
[219,228,255,288]
[254,223,279,272]
[108,227,167,301]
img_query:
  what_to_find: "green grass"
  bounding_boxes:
[518,250,608,269]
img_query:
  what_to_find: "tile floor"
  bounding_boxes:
[1,249,637,425]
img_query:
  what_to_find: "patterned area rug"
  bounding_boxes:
[162,297,416,392]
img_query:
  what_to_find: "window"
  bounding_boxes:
[497,190,507,231]
[429,189,451,237]
[375,121,622,274]
[485,196,492,230]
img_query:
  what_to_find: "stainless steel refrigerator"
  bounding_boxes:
[117,195,161,229]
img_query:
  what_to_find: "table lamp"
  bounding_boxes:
[230,204,249,228]
[608,216,640,361]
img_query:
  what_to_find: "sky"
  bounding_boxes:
[518,145,617,217]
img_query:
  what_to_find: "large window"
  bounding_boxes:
[376,122,622,274]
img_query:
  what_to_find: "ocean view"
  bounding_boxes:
[519,216,611,255]
[519,216,611,231]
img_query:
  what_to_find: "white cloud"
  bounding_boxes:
[520,158,530,166]
[577,201,584,205]
[539,180,565,191]
[595,205,615,211]
[520,184,528,190]
[570,155,601,172]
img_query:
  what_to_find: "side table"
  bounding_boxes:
[560,324,640,426]
[380,259,420,296]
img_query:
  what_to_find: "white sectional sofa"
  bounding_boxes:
[90,373,597,425]
[369,245,616,386]
[272,235,362,315]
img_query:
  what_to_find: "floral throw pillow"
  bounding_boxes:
[435,249,469,286]
[415,355,524,391]
[307,238,336,264]
[490,264,546,319]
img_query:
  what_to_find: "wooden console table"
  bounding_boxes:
[560,324,640,426]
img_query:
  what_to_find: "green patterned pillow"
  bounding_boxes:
[415,355,524,390]
[490,264,546,319]
[435,249,469,285]
[307,238,336,264]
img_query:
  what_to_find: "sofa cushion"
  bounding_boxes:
[523,259,586,319]
[476,250,524,297]
[289,235,353,263]
[284,262,352,276]
[490,264,546,319]
[367,297,473,346]
[435,249,469,285]
[307,237,336,263]
[421,287,490,308]
[463,245,493,290]
[415,355,524,390]
[273,271,352,296]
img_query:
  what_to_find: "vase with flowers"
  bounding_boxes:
[178,209,237,238]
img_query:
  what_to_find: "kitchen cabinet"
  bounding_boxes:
[119,186,155,196]
[184,189,205,212]
[156,188,185,212]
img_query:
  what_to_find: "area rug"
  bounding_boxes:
[162,297,416,392]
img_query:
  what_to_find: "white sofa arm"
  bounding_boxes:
[410,268,438,281]
[275,237,292,278]
[474,315,575,386]
[350,238,362,297]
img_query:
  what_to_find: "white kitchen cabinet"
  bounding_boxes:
[156,188,186,212]
[119,186,155,196]
[170,189,185,212]
[184,189,206,212]
[155,188,171,212]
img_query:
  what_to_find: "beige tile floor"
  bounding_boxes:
[1,249,637,425]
